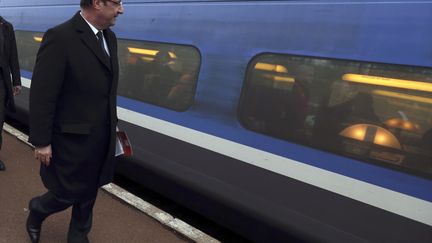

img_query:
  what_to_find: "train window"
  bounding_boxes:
[14,31,201,111]
[117,40,200,111]
[239,53,432,177]
[14,30,44,72]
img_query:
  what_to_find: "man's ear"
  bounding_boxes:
[93,0,104,10]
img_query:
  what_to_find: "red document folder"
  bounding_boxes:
[115,131,133,157]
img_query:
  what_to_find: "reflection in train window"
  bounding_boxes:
[14,30,43,72]
[117,40,200,111]
[239,53,432,177]
[14,32,201,111]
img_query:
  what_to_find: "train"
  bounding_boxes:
[1,0,432,242]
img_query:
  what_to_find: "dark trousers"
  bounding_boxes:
[29,190,98,243]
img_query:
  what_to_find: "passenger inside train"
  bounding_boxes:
[118,43,199,111]
[240,63,311,141]
[313,91,381,150]
[139,50,181,104]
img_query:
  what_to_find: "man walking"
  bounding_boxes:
[27,1,123,242]
[0,16,22,171]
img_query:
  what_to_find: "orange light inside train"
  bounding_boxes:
[340,124,401,149]
[372,90,432,104]
[168,52,177,59]
[340,124,366,141]
[33,36,42,42]
[384,118,419,132]
[373,129,399,148]
[342,74,432,92]
[128,47,159,56]
[127,47,177,59]
[254,62,288,73]
[140,57,154,62]
[273,76,295,83]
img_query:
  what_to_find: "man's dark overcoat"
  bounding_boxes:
[0,16,21,112]
[29,12,119,200]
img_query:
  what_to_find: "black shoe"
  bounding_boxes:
[0,160,5,171]
[26,211,43,243]
[67,233,90,243]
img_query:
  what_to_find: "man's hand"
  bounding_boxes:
[35,145,52,166]
[13,85,22,96]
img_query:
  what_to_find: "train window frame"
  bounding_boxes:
[116,38,201,112]
[238,52,432,179]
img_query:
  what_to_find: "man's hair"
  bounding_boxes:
[80,0,92,8]
[80,0,107,8]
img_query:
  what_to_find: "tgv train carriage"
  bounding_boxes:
[1,0,432,242]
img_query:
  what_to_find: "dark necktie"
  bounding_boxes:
[96,31,109,57]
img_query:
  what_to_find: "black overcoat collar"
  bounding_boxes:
[72,12,112,72]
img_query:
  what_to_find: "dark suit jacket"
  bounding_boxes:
[0,16,21,112]
[29,12,119,200]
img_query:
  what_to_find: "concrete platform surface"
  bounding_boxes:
[0,131,190,243]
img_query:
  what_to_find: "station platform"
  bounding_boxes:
[0,125,216,243]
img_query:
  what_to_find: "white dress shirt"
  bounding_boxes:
[80,12,110,56]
